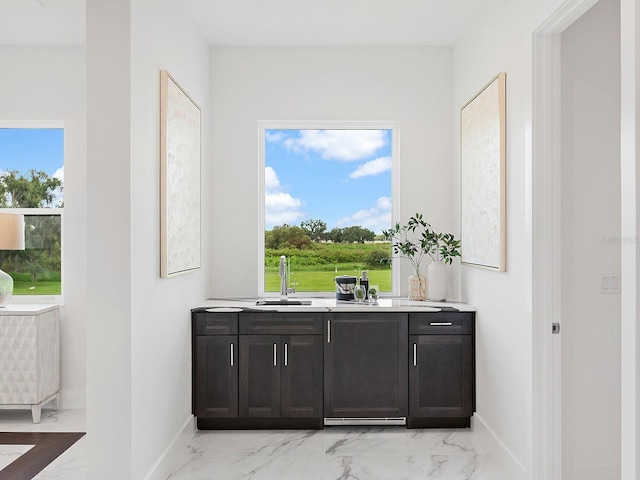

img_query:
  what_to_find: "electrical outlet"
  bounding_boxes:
[601,273,621,294]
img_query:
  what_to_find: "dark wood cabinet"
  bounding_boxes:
[195,335,238,418]
[192,311,239,419]
[280,334,323,417]
[192,307,475,430]
[239,334,323,418]
[324,312,408,418]
[193,309,324,429]
[408,312,475,428]
[238,312,323,422]
[239,334,280,417]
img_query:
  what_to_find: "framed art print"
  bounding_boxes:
[160,70,201,277]
[460,72,506,271]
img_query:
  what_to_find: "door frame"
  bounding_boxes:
[531,1,599,479]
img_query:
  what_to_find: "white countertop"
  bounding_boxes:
[0,304,59,315]
[197,297,475,313]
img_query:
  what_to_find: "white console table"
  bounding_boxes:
[0,304,60,423]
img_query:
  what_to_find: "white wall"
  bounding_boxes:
[453,0,571,476]
[209,46,455,298]
[0,46,87,409]
[87,0,133,476]
[87,0,210,478]
[130,0,210,478]
[560,1,621,478]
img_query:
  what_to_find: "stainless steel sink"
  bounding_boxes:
[255,299,312,306]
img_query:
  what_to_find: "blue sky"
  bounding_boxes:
[0,128,64,178]
[0,128,64,206]
[265,129,392,234]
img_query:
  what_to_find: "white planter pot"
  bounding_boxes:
[428,260,447,301]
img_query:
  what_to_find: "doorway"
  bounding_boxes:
[532,0,622,478]
[559,0,621,478]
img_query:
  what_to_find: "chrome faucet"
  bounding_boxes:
[279,255,288,298]
[279,255,295,298]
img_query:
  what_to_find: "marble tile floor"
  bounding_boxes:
[0,410,510,480]
[168,426,510,480]
[0,408,86,480]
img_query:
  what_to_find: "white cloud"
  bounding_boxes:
[336,196,392,234]
[349,156,392,179]
[265,131,287,143]
[265,191,302,210]
[265,166,280,190]
[265,167,305,227]
[285,130,388,162]
[53,167,64,181]
[51,166,64,207]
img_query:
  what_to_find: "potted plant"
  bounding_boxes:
[383,213,461,301]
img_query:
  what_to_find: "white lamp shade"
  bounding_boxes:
[0,213,25,250]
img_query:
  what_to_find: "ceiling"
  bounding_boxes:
[0,0,85,46]
[0,0,488,46]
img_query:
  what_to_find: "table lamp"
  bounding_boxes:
[0,213,25,307]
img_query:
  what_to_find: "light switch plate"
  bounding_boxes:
[601,273,621,294]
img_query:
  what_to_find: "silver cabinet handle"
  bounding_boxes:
[413,343,417,366]
[284,343,288,366]
[429,322,453,326]
[230,343,234,367]
[273,343,277,366]
[328,320,331,343]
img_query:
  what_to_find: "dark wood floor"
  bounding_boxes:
[0,432,85,480]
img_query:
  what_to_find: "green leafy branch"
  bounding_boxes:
[382,213,461,273]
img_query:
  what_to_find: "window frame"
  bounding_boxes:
[258,120,400,297]
[0,121,65,304]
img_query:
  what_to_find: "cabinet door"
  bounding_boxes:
[195,336,238,418]
[280,335,323,418]
[324,313,408,418]
[409,334,473,418]
[239,335,281,417]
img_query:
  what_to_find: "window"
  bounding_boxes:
[0,125,63,300]
[259,122,398,296]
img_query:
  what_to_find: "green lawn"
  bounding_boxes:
[13,281,61,295]
[265,264,392,292]
[8,272,61,295]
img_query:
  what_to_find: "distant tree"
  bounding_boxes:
[326,227,344,243]
[300,219,327,242]
[0,169,62,208]
[341,226,376,243]
[265,225,312,249]
[0,170,63,287]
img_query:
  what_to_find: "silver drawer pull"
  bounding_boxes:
[230,343,234,367]
[413,343,417,366]
[429,322,453,326]
[328,320,331,343]
[274,343,277,366]
[284,343,288,366]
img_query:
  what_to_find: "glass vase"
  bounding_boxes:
[408,271,426,301]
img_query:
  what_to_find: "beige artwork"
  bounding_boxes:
[460,73,506,271]
[160,70,201,277]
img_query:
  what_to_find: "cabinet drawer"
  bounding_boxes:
[193,312,239,335]
[240,312,323,335]
[409,312,474,335]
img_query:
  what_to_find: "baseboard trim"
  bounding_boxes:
[144,415,196,480]
[472,414,527,479]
